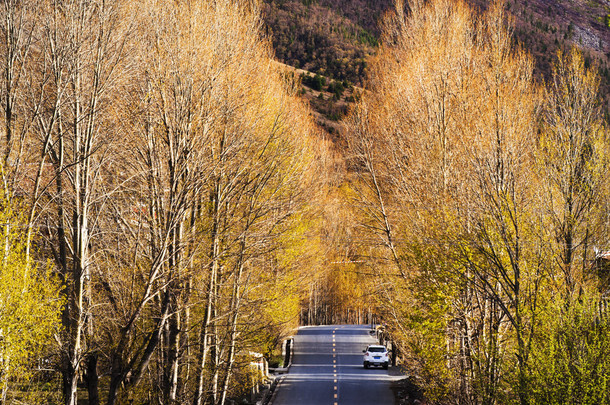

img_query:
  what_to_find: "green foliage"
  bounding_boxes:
[356,29,378,47]
[302,73,324,90]
[529,294,610,405]
[327,80,345,98]
[0,205,63,401]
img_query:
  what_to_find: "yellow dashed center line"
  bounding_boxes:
[333,329,340,403]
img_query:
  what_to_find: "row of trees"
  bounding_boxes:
[347,0,610,403]
[0,0,329,404]
[4,0,609,403]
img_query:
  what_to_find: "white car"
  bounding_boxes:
[363,344,389,369]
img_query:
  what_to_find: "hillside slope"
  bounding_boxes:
[493,0,610,86]
[263,0,610,94]
[262,0,392,85]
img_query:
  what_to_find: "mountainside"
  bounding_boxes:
[263,0,610,103]
[488,0,610,87]
[262,0,392,85]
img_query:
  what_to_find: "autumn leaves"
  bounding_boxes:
[347,0,610,403]
[0,0,608,403]
[0,0,322,404]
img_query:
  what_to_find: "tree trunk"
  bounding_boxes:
[218,246,245,405]
[85,354,100,405]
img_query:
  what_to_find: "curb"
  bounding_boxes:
[265,375,285,405]
[258,337,294,405]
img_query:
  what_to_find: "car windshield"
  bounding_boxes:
[368,347,385,353]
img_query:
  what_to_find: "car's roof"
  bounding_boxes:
[367,344,386,349]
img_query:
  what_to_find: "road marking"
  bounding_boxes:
[334,379,337,383]
[333,343,335,346]
[334,386,337,390]
[334,393,338,398]
[333,359,336,363]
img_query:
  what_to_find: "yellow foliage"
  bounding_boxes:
[0,206,62,401]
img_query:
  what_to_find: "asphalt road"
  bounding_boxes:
[271,325,402,405]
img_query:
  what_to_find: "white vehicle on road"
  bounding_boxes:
[363,344,389,369]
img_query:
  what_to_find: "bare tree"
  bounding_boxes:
[32,1,132,403]
[347,1,547,403]
[539,48,608,302]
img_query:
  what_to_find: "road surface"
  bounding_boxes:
[271,325,402,405]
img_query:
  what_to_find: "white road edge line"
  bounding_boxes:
[267,375,285,405]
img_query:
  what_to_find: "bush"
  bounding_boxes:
[529,296,610,405]
[302,73,324,91]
